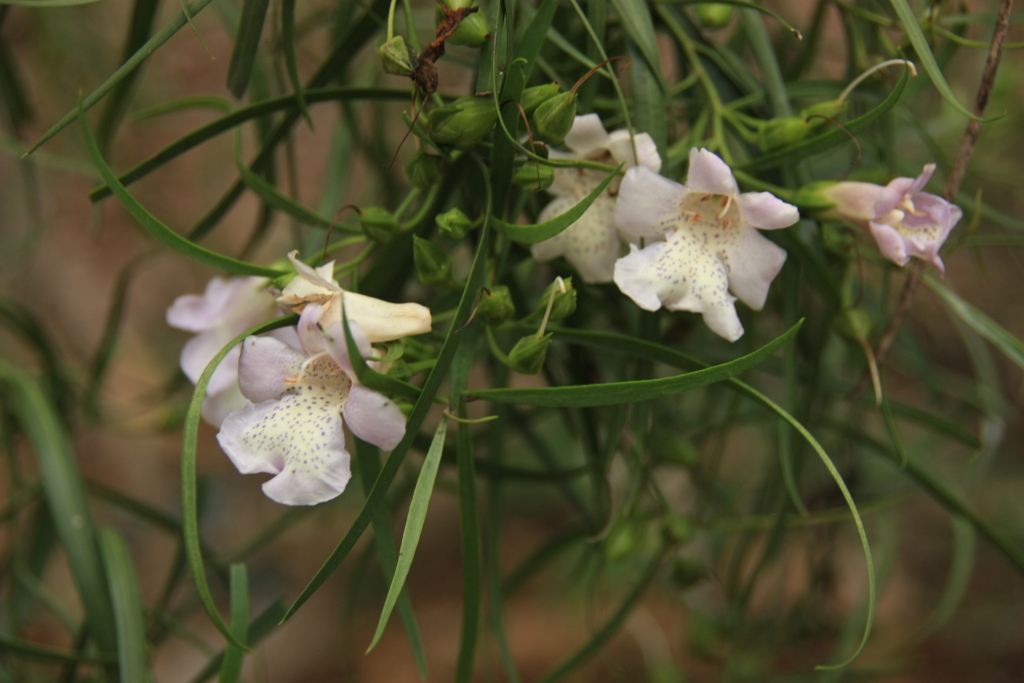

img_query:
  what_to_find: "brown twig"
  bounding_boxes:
[849,0,1013,400]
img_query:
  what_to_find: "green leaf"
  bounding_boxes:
[23,0,218,156]
[218,564,249,683]
[454,415,482,683]
[468,321,802,407]
[186,600,287,683]
[281,0,311,127]
[491,164,622,244]
[98,527,149,682]
[491,58,527,216]
[180,316,296,645]
[341,309,423,402]
[78,97,284,277]
[0,362,118,656]
[367,420,447,652]
[887,0,984,121]
[738,67,910,172]
[514,0,558,80]
[610,0,666,92]
[627,41,667,162]
[0,635,114,663]
[926,276,1024,371]
[235,153,343,231]
[226,0,271,98]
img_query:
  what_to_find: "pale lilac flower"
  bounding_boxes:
[217,304,406,506]
[613,148,799,342]
[530,114,662,284]
[277,251,432,342]
[819,164,962,273]
[167,276,288,426]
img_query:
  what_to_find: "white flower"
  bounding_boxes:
[818,164,962,273]
[613,148,799,342]
[277,251,432,342]
[216,304,407,506]
[167,276,289,426]
[530,114,662,283]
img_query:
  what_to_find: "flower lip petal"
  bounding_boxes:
[563,114,612,158]
[736,192,800,230]
[343,383,407,451]
[614,167,688,240]
[685,148,739,197]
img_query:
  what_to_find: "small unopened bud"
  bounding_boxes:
[435,207,473,240]
[757,116,810,151]
[532,92,578,145]
[604,521,639,561]
[359,206,399,243]
[791,180,843,213]
[507,333,552,374]
[696,2,734,28]
[429,96,498,148]
[449,12,491,46]
[514,162,554,192]
[534,277,576,322]
[379,35,416,77]
[405,151,444,189]
[413,236,455,286]
[478,285,515,326]
[800,99,848,121]
[520,82,560,115]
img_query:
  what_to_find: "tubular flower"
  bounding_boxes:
[613,148,799,342]
[277,251,432,342]
[530,114,662,283]
[167,276,289,426]
[817,164,962,273]
[217,304,407,506]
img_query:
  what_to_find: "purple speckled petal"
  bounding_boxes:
[531,194,620,283]
[343,383,407,451]
[614,243,668,311]
[736,192,800,230]
[237,336,305,403]
[615,167,688,240]
[685,148,738,197]
[563,114,612,158]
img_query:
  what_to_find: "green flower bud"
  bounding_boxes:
[405,151,444,189]
[378,35,416,77]
[669,557,707,590]
[520,82,560,116]
[532,91,577,145]
[791,180,841,213]
[435,207,473,240]
[413,236,455,286]
[478,285,515,326]
[800,98,848,122]
[604,521,640,561]
[448,12,491,46]
[696,2,734,28]
[507,333,552,374]
[428,96,498,148]
[534,277,576,321]
[359,206,399,243]
[663,515,695,545]
[514,162,554,192]
[757,116,810,151]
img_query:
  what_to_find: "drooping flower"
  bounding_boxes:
[217,304,407,506]
[167,276,288,426]
[277,251,432,342]
[613,148,799,342]
[530,114,662,283]
[814,164,962,273]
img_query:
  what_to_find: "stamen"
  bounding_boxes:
[718,194,733,219]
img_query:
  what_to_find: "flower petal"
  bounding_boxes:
[217,385,354,506]
[237,336,305,403]
[718,226,788,310]
[606,130,662,173]
[563,114,612,158]
[614,167,688,240]
[868,221,911,267]
[180,329,238,394]
[200,383,247,428]
[532,195,620,283]
[819,181,882,224]
[685,148,738,197]
[167,277,265,332]
[736,192,800,230]
[343,383,407,451]
[277,251,340,307]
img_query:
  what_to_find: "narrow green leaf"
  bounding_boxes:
[492,57,527,216]
[78,97,284,277]
[0,30,33,128]
[98,527,149,682]
[887,0,984,121]
[0,0,104,6]
[0,362,118,656]
[235,155,343,231]
[610,0,666,92]
[626,41,667,162]
[738,67,909,172]
[514,0,558,80]
[926,276,1024,371]
[181,316,296,645]
[341,309,423,402]
[23,0,218,156]
[89,87,409,202]
[367,420,447,652]
[0,635,113,664]
[187,600,287,683]
[226,0,271,98]
[491,164,621,244]
[468,321,801,407]
[454,412,482,683]
[218,564,249,683]
[281,0,311,126]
